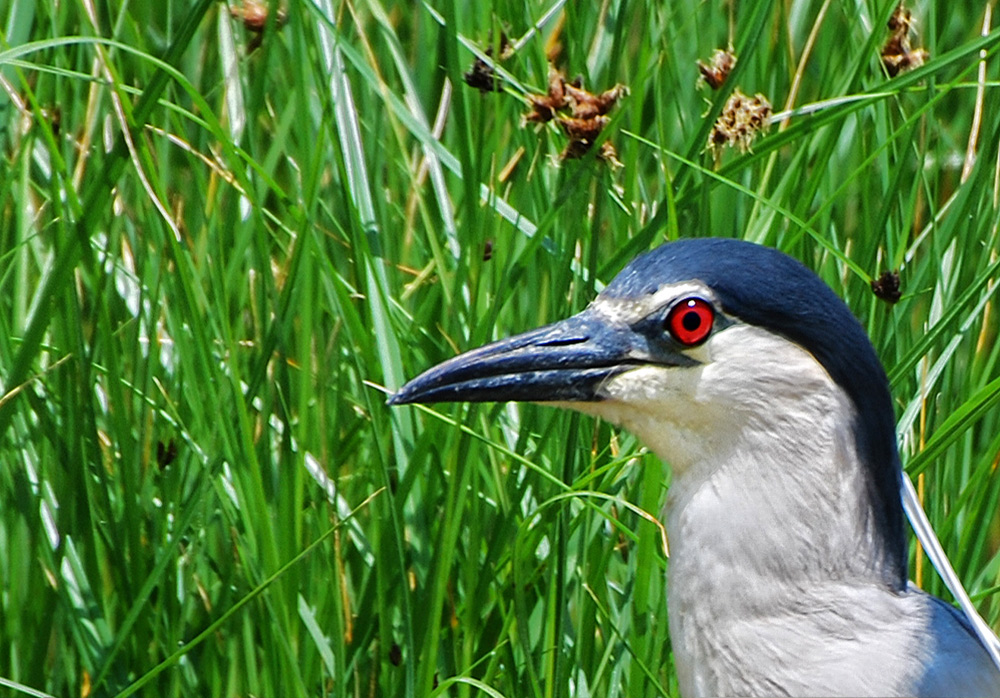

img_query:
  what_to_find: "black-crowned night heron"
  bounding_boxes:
[390,237,1000,697]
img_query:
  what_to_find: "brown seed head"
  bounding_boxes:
[697,49,737,90]
[881,3,929,77]
[871,270,902,304]
[708,89,772,152]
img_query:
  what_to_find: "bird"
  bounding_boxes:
[389,237,1000,697]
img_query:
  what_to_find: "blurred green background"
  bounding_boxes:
[1,0,999,695]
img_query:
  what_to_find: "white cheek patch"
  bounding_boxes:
[600,365,697,406]
[699,325,836,407]
[595,364,718,429]
[545,365,701,425]
[552,324,845,473]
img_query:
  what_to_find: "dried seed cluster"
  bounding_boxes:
[525,68,627,165]
[230,0,287,32]
[463,34,513,93]
[697,49,737,90]
[882,3,929,77]
[871,271,902,304]
[708,89,772,152]
[461,38,627,168]
[229,0,288,51]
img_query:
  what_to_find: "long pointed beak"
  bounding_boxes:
[389,309,690,405]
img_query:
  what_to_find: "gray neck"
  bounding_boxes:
[666,407,889,597]
[663,382,899,695]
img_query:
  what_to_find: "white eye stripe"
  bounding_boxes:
[649,281,716,309]
[591,281,719,325]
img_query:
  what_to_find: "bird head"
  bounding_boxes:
[390,237,906,586]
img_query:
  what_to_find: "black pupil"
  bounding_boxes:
[682,310,702,331]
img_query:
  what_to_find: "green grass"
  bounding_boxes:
[1,0,999,696]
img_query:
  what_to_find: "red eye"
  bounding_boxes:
[666,297,714,346]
